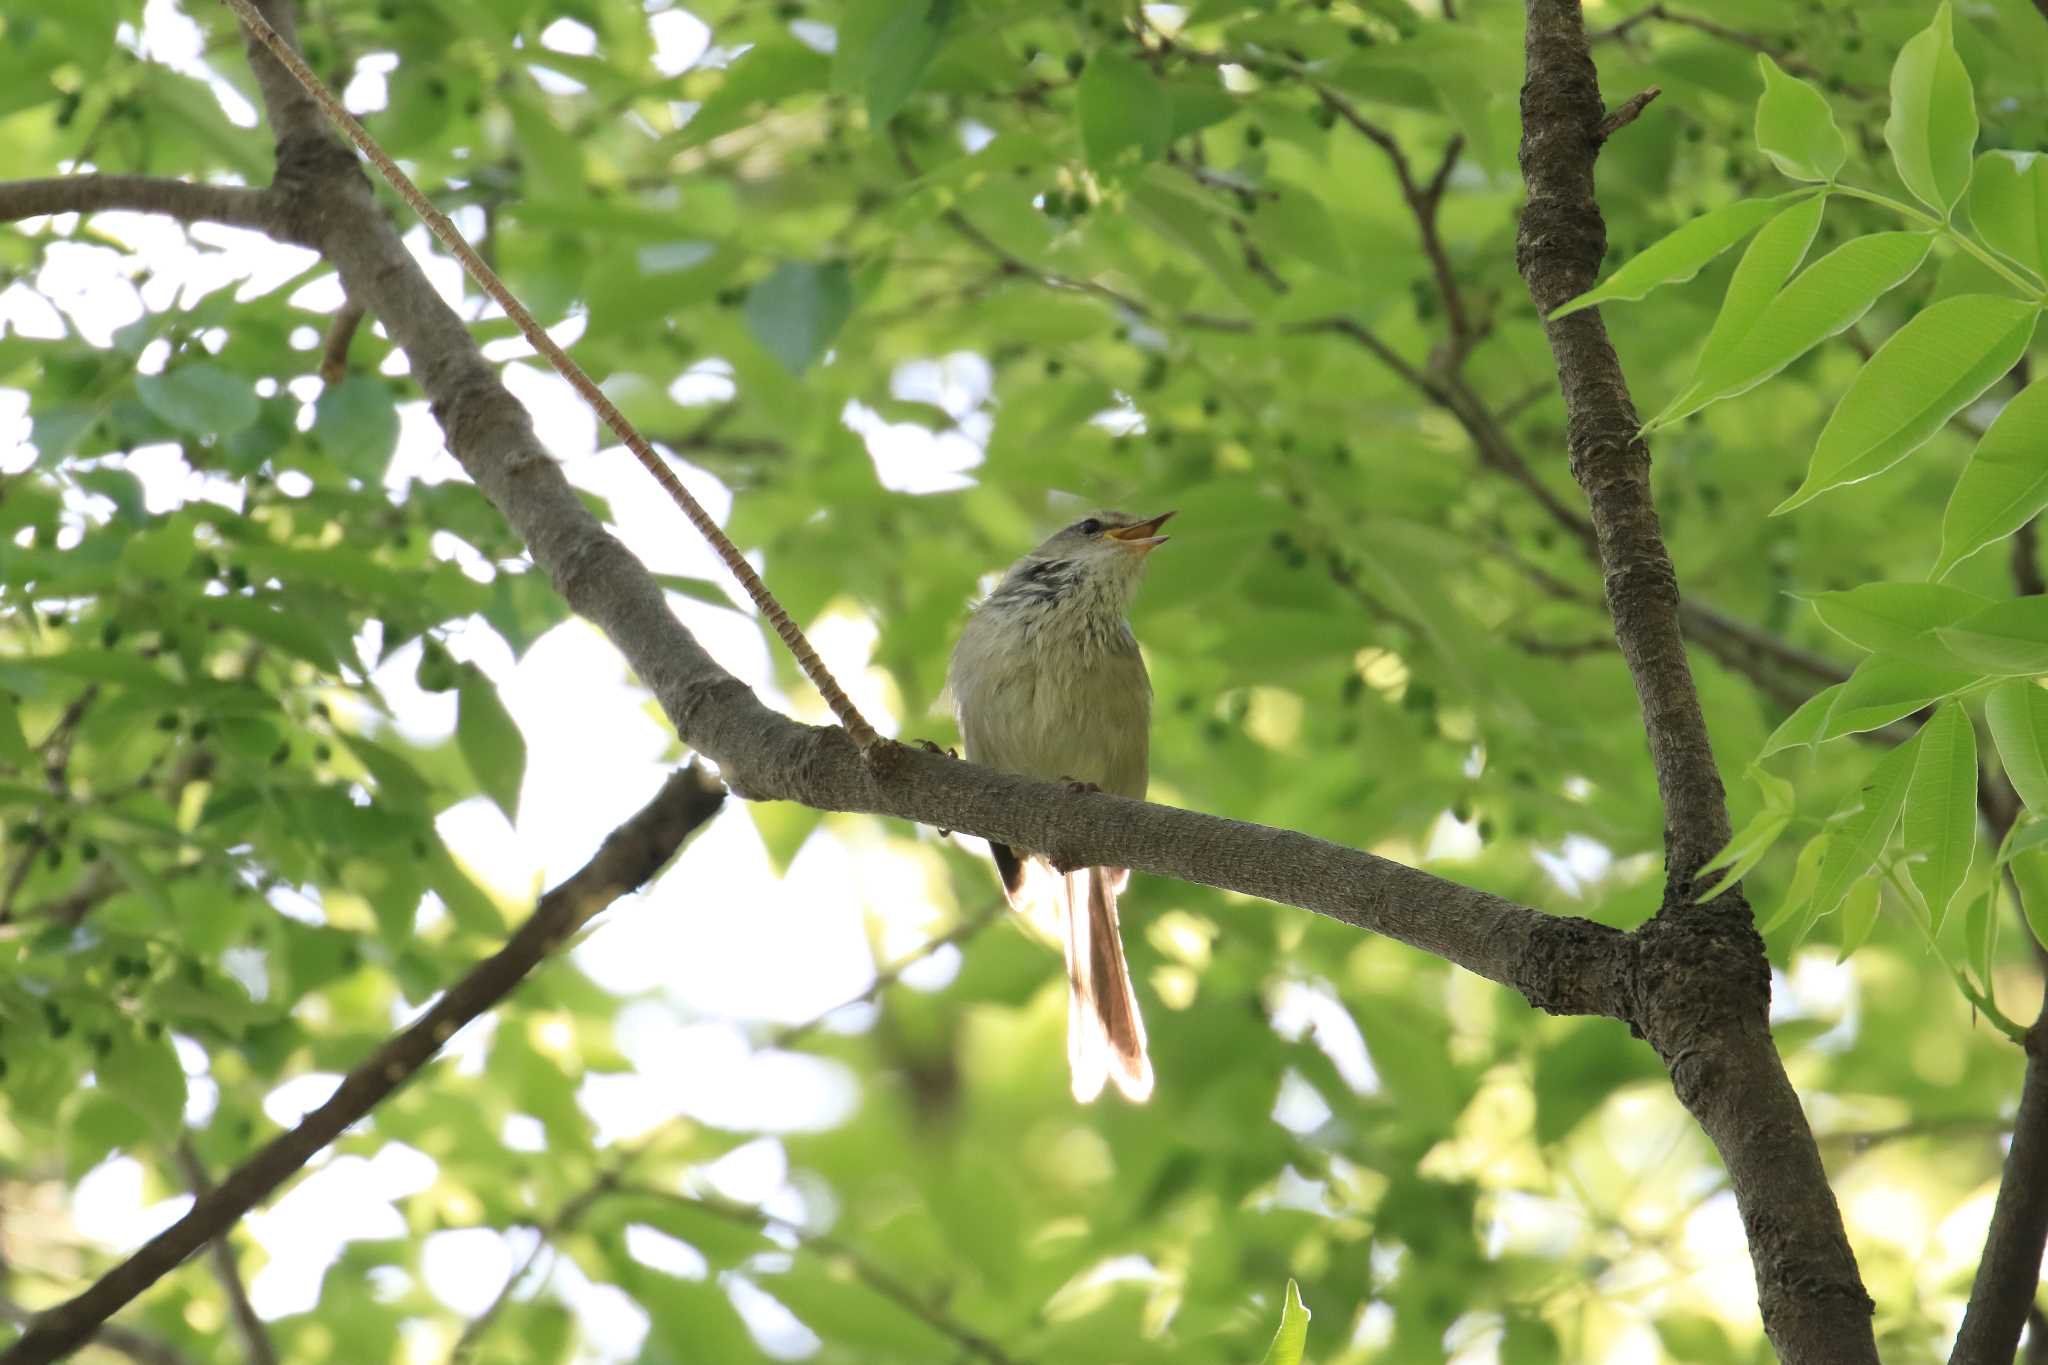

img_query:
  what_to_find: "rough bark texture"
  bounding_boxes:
[1515,4,1877,1361]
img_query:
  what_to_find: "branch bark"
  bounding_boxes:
[0,176,279,230]
[3,765,726,1365]
[1951,1030,2048,1365]
[1516,4,1876,1362]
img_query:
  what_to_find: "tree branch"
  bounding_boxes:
[0,176,279,231]
[0,1304,192,1365]
[3,765,727,1365]
[1950,1029,2048,1365]
[1516,5,1875,1362]
[1949,517,2048,1364]
[1517,8,1727,882]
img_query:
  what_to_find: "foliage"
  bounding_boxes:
[1,0,2045,1362]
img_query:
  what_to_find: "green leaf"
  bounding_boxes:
[1963,888,1995,990]
[1985,679,2048,815]
[1651,231,1932,430]
[1804,582,1988,653]
[0,693,30,766]
[1258,1279,1311,1365]
[1760,684,1840,756]
[833,0,954,127]
[1761,833,1830,935]
[1936,380,2048,577]
[201,597,344,673]
[1968,150,2048,280]
[97,1026,187,1137]
[1755,56,1846,183]
[1903,700,1976,930]
[1939,598,2048,675]
[1694,809,1789,902]
[2014,847,2048,955]
[749,800,823,875]
[1674,192,1827,408]
[134,363,259,437]
[1884,1,1978,216]
[1811,735,1919,920]
[1776,296,2039,512]
[456,666,525,824]
[1548,195,1799,318]
[1836,875,1882,962]
[744,261,854,376]
[1078,50,1171,171]
[681,38,830,147]
[312,377,402,484]
[1820,655,1977,742]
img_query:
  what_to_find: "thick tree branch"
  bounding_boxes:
[1517,7,1727,882]
[1516,5,1875,1362]
[0,1305,191,1365]
[0,176,278,231]
[3,766,727,1365]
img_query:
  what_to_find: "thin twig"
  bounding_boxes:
[446,1176,616,1362]
[219,0,882,753]
[173,1141,279,1365]
[1597,86,1663,142]
[627,1188,1026,1365]
[770,907,1003,1050]
[318,300,366,384]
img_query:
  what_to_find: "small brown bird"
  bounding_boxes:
[946,509,1173,1102]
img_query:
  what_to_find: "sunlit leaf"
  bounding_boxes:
[1803,582,1988,653]
[1810,735,1918,921]
[1777,296,2038,512]
[1652,231,1931,430]
[457,665,526,824]
[1902,700,1975,931]
[1986,679,2048,815]
[1257,1280,1312,1365]
[1939,598,2048,676]
[1755,56,1846,183]
[1935,379,2048,577]
[1549,195,1802,318]
[1883,1,1977,215]
[1835,875,1882,963]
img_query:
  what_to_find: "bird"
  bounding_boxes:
[946,508,1174,1103]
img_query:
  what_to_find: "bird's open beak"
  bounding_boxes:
[1105,510,1176,551]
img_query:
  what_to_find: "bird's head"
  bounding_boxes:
[1030,509,1176,563]
[989,510,1176,614]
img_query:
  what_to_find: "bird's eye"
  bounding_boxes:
[1077,518,1103,536]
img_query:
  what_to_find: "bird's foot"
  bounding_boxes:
[1061,778,1103,795]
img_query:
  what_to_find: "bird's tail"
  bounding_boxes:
[1057,866,1154,1104]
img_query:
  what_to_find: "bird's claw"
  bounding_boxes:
[1062,778,1103,795]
